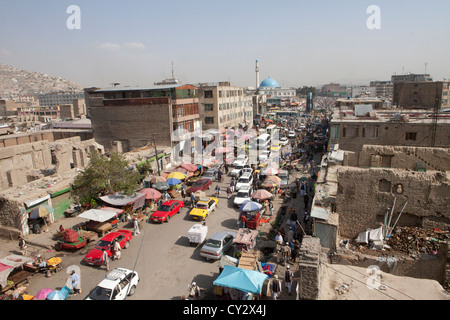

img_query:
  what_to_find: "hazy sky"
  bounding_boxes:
[1,0,449,89]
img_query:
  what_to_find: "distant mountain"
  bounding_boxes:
[0,63,83,98]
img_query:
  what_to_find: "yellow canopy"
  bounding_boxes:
[166,172,186,180]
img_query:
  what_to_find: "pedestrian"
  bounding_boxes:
[191,193,196,208]
[102,248,110,271]
[275,231,284,251]
[240,213,247,228]
[181,187,186,200]
[303,194,309,209]
[215,185,220,198]
[133,218,140,235]
[291,240,300,263]
[268,201,274,216]
[70,270,81,295]
[113,239,121,260]
[227,186,232,199]
[290,209,298,223]
[303,211,309,224]
[217,170,223,182]
[282,242,291,266]
[188,282,201,300]
[224,163,229,174]
[271,275,282,300]
[300,182,306,196]
[18,236,27,256]
[284,265,294,296]
[230,179,235,192]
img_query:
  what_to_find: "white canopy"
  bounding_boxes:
[78,209,117,222]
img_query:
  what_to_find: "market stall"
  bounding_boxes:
[0,255,34,294]
[78,209,119,236]
[213,265,268,300]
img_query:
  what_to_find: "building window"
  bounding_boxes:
[405,132,417,141]
[205,117,214,124]
[204,91,213,98]
[204,104,214,111]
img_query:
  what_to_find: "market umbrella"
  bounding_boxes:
[261,176,281,188]
[215,147,233,154]
[180,163,198,172]
[263,166,279,175]
[46,286,70,300]
[153,182,170,191]
[166,172,186,180]
[29,205,54,219]
[213,265,268,295]
[35,288,54,300]
[166,178,182,186]
[239,201,262,212]
[150,176,166,184]
[139,188,162,200]
[251,189,273,200]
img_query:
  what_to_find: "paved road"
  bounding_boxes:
[24,176,241,300]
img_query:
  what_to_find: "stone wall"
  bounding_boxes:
[335,167,450,239]
[297,236,323,300]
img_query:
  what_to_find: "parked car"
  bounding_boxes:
[232,155,248,167]
[187,178,212,195]
[235,173,253,191]
[189,197,218,221]
[150,200,185,223]
[230,164,245,178]
[233,186,253,207]
[202,168,219,181]
[288,131,296,139]
[85,268,139,300]
[258,150,272,163]
[200,231,237,260]
[279,137,289,146]
[84,230,133,266]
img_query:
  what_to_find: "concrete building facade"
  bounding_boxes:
[86,84,201,152]
[393,81,450,110]
[198,82,253,130]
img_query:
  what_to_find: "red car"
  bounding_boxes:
[150,200,185,223]
[186,179,212,195]
[84,229,133,266]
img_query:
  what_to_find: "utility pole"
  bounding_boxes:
[152,133,161,176]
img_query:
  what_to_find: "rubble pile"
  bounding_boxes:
[387,226,449,255]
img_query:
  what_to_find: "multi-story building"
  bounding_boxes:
[85,84,201,152]
[351,86,377,98]
[198,82,253,130]
[335,97,387,110]
[393,81,450,110]
[370,80,393,99]
[38,92,85,108]
[17,105,60,122]
[329,109,450,151]
[391,73,433,83]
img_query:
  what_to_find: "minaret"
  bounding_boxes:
[255,59,260,89]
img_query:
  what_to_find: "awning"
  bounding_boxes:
[78,209,118,222]
[100,192,146,210]
[310,205,329,220]
[213,265,268,295]
[0,255,33,288]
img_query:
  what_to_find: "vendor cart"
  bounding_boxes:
[188,223,208,246]
[56,228,88,251]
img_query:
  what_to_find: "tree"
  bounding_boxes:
[71,151,141,205]
[296,86,316,97]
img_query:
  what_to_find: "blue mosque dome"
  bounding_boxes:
[259,77,280,88]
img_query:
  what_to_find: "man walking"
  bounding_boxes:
[271,275,282,300]
[102,248,110,271]
[18,236,27,256]
[284,265,294,296]
[70,270,81,295]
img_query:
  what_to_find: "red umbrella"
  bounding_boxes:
[251,189,273,200]
[180,163,198,172]
[139,188,162,200]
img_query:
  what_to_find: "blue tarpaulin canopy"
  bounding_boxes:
[213,265,268,294]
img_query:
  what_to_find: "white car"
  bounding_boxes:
[233,186,253,207]
[288,131,296,139]
[85,268,139,300]
[279,137,289,146]
[235,173,253,191]
[232,155,248,167]
[230,164,244,178]
[259,150,272,163]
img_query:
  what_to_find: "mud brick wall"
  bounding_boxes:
[335,167,450,238]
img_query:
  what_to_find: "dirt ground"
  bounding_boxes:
[319,263,449,300]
